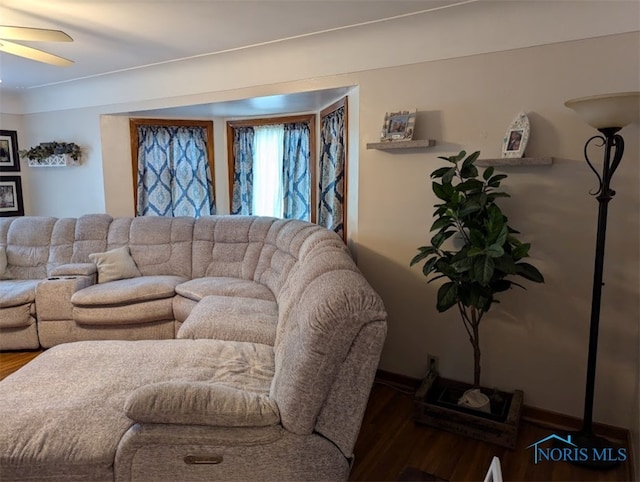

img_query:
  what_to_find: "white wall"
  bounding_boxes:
[17,109,105,216]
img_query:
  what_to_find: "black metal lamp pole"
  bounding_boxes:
[570,127,625,468]
[581,127,623,431]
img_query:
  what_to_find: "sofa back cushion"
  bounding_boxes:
[253,219,326,297]
[48,217,76,273]
[192,216,274,280]
[270,242,387,436]
[1,217,57,280]
[71,214,113,263]
[107,216,194,278]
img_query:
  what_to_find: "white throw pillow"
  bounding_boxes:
[88,246,142,283]
[0,246,12,280]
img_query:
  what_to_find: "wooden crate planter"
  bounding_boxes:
[413,374,523,449]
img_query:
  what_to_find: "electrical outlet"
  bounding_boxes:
[426,354,439,376]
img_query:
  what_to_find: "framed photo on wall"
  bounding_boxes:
[380,109,416,142]
[0,176,24,217]
[0,130,20,172]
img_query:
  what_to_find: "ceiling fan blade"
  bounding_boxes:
[0,40,73,66]
[0,26,73,42]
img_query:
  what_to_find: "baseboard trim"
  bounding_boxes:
[375,369,632,443]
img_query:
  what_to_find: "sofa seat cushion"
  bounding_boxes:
[0,280,39,309]
[177,295,278,345]
[176,277,276,302]
[0,339,275,481]
[71,275,186,325]
[72,275,186,306]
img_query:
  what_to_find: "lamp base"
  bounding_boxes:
[557,431,625,469]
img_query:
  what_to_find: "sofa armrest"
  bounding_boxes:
[49,263,97,277]
[124,381,280,427]
[36,275,96,321]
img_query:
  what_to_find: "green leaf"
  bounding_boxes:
[469,229,486,247]
[431,167,451,179]
[487,192,511,200]
[431,230,455,249]
[453,150,466,162]
[432,182,453,201]
[462,151,480,168]
[422,256,439,276]
[512,242,531,260]
[492,279,512,292]
[451,256,473,273]
[460,165,479,179]
[437,282,459,312]
[410,246,437,266]
[493,255,518,274]
[489,174,508,184]
[430,217,453,232]
[515,262,544,283]
[442,167,456,185]
[457,179,484,193]
[482,166,495,181]
[486,244,505,258]
[494,225,509,247]
[472,256,495,285]
[435,259,459,279]
[458,203,482,217]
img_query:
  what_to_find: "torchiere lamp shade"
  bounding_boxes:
[565,91,640,129]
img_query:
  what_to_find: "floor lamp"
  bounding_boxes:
[564,91,640,468]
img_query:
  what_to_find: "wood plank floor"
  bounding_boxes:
[1,351,634,481]
[350,382,634,482]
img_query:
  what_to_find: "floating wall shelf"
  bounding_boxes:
[366,139,437,150]
[476,157,553,167]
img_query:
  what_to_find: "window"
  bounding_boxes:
[227,98,348,240]
[227,114,316,222]
[130,119,215,217]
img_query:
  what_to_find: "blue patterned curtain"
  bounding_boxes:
[137,125,215,217]
[282,122,311,221]
[318,105,346,238]
[231,127,255,215]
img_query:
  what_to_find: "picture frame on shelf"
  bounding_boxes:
[380,109,416,142]
[501,112,530,158]
[0,175,24,217]
[0,130,20,172]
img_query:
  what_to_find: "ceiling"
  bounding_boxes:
[0,0,474,91]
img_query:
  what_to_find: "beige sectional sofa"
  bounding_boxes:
[0,214,387,481]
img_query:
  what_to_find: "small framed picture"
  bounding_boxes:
[381,109,416,142]
[0,130,20,172]
[501,112,530,158]
[0,176,25,217]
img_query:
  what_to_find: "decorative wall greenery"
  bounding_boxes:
[19,142,82,163]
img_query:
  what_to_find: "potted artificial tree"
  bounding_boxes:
[410,150,544,446]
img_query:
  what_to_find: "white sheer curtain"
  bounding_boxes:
[252,124,284,217]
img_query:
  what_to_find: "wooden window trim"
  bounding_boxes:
[226,114,316,223]
[129,118,215,215]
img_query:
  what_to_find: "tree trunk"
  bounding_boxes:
[471,308,481,387]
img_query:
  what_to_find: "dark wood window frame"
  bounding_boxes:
[129,118,215,214]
